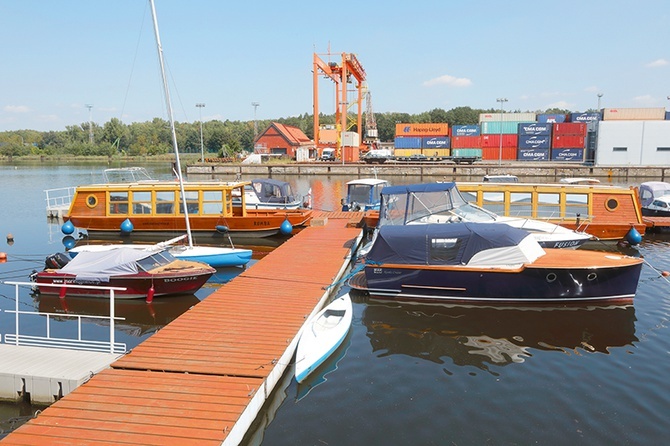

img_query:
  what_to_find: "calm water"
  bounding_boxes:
[1,163,670,444]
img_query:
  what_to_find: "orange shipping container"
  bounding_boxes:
[482,147,517,160]
[395,123,449,137]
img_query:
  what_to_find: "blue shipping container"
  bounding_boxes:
[569,112,601,123]
[518,135,551,149]
[666,111,670,121]
[518,123,552,136]
[452,125,481,136]
[551,148,584,161]
[394,136,422,149]
[537,114,566,123]
[422,137,450,149]
[518,148,550,161]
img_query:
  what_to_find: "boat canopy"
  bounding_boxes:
[639,181,670,207]
[60,248,170,281]
[250,178,297,204]
[379,182,472,225]
[365,223,545,267]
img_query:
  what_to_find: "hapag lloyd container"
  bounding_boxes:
[452,125,480,136]
[451,135,482,148]
[394,136,422,149]
[518,135,551,149]
[552,134,585,148]
[518,123,552,136]
[602,107,666,121]
[518,148,550,161]
[479,112,536,122]
[569,112,601,123]
[553,122,587,136]
[537,114,566,123]
[551,148,584,161]
[395,123,449,136]
[422,137,450,149]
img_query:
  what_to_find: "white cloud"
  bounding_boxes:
[545,100,574,109]
[423,75,472,88]
[646,59,668,68]
[4,105,30,113]
[584,86,600,93]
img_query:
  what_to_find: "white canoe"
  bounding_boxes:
[295,293,353,383]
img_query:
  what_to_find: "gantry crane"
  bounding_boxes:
[313,52,366,159]
[364,89,379,150]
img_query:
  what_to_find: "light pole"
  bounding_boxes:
[597,93,603,110]
[251,102,260,141]
[196,103,205,162]
[86,104,93,144]
[496,98,508,166]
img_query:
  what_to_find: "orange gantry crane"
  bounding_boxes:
[313,52,367,160]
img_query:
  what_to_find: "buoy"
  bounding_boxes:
[279,218,293,235]
[146,285,155,303]
[662,271,670,277]
[625,227,642,245]
[62,236,76,250]
[61,220,75,235]
[0,252,6,263]
[120,218,134,234]
[215,225,230,233]
[6,233,14,242]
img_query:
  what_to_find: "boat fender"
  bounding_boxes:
[0,252,6,263]
[61,220,75,235]
[215,225,230,233]
[146,285,155,303]
[626,227,642,245]
[120,218,134,234]
[280,218,293,235]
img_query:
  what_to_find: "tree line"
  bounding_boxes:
[0,106,575,157]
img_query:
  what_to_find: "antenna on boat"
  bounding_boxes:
[149,0,193,248]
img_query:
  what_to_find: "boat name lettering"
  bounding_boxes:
[253,221,271,226]
[553,240,580,248]
[164,276,197,282]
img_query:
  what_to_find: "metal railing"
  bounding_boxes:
[2,281,127,354]
[44,187,76,213]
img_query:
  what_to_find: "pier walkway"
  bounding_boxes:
[1,211,364,445]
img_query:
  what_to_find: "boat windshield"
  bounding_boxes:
[380,185,477,225]
[103,167,154,183]
[136,250,177,271]
[348,184,376,204]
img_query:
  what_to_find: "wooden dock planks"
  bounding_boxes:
[2,212,362,445]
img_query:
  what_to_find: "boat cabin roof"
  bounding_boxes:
[346,178,390,186]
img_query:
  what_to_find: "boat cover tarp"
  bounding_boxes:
[366,222,545,267]
[251,178,295,203]
[60,247,153,281]
[639,181,670,207]
[379,182,470,225]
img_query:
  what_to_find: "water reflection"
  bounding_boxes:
[360,296,637,369]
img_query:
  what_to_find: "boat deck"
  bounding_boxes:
[1,211,365,445]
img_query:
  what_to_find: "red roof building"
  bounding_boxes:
[254,122,313,159]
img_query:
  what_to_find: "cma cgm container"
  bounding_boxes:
[395,123,449,136]
[518,135,551,149]
[537,114,566,123]
[518,123,552,136]
[479,112,536,122]
[480,134,518,148]
[569,112,601,123]
[394,136,422,149]
[422,136,450,149]
[551,148,585,161]
[518,148,550,161]
[451,135,481,148]
[482,147,517,160]
[452,125,480,136]
[481,121,533,134]
[552,134,585,148]
[553,122,586,136]
[602,107,666,120]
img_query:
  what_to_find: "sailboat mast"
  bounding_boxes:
[148,0,194,247]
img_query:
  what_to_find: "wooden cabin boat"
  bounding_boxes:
[62,175,313,239]
[455,181,646,242]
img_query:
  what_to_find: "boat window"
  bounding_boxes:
[86,195,98,208]
[179,191,200,215]
[652,200,668,209]
[155,191,175,214]
[460,191,477,203]
[509,192,532,217]
[202,190,223,214]
[136,250,176,271]
[349,185,374,204]
[430,237,461,263]
[481,192,505,215]
[109,191,128,215]
[565,193,588,218]
[605,198,619,211]
[131,191,152,215]
[537,193,560,219]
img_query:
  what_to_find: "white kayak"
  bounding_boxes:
[295,293,353,383]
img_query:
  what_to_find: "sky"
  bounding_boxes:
[1,0,669,132]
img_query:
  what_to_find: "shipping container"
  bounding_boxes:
[394,136,422,149]
[395,123,449,136]
[481,147,517,161]
[342,131,360,147]
[553,122,587,136]
[422,136,450,149]
[452,125,481,136]
[343,146,360,162]
[551,148,585,162]
[318,129,338,144]
[421,148,451,158]
[666,111,670,120]
[569,112,601,123]
[537,114,566,123]
[552,134,585,148]
[479,112,536,122]
[451,135,482,148]
[518,123,552,136]
[518,148,550,161]
[481,121,535,134]
[481,134,518,148]
[451,148,482,159]
[518,135,551,149]
[393,148,422,158]
[602,107,666,121]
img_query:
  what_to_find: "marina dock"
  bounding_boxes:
[1,211,364,445]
